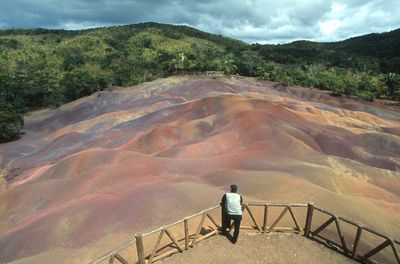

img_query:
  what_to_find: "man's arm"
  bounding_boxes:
[220,194,226,206]
[240,195,243,205]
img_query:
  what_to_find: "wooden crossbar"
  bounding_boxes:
[352,226,363,258]
[152,248,180,263]
[268,206,301,231]
[360,239,391,261]
[288,206,301,231]
[334,217,349,253]
[148,229,165,263]
[108,254,114,264]
[206,213,220,229]
[270,207,289,230]
[311,215,350,254]
[245,205,262,232]
[313,234,344,251]
[113,253,128,264]
[311,216,335,236]
[165,229,183,252]
[195,229,219,243]
[390,239,400,263]
[191,213,206,246]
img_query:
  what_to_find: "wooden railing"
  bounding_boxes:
[308,204,400,264]
[172,71,252,80]
[89,202,400,264]
[174,71,225,76]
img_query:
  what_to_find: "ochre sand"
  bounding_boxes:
[0,76,399,263]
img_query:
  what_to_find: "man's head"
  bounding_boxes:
[230,184,237,193]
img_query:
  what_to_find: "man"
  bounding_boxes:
[220,184,243,244]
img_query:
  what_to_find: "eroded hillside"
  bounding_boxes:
[0,76,399,263]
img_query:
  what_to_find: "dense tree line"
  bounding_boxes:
[0,22,399,142]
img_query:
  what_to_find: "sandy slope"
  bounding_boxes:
[0,76,399,263]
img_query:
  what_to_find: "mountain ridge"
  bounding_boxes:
[1,21,398,46]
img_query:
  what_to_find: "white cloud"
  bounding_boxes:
[62,21,111,30]
[331,2,346,14]
[319,20,342,36]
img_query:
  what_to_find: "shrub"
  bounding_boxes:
[0,100,24,143]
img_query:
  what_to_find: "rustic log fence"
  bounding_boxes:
[89,202,400,264]
[172,71,251,80]
[174,71,225,76]
[307,204,400,264]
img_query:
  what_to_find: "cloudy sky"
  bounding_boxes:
[0,0,399,44]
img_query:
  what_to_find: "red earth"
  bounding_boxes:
[0,76,399,263]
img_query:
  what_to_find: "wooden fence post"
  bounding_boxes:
[263,204,268,233]
[304,202,314,237]
[135,232,146,264]
[184,218,189,250]
[352,225,363,259]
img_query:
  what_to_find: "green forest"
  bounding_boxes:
[0,22,399,143]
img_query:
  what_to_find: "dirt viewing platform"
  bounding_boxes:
[161,232,357,264]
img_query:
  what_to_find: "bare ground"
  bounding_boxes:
[2,77,400,263]
[161,232,357,264]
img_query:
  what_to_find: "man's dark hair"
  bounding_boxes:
[230,184,237,193]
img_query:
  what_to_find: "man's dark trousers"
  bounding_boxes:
[228,214,242,243]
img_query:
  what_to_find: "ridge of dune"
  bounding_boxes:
[0,76,399,263]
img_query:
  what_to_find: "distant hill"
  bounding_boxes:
[334,29,400,59]
[252,28,400,72]
[0,22,248,109]
[0,22,247,48]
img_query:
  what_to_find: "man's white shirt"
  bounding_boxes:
[225,193,242,215]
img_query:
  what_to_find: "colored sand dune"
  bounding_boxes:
[0,76,399,263]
